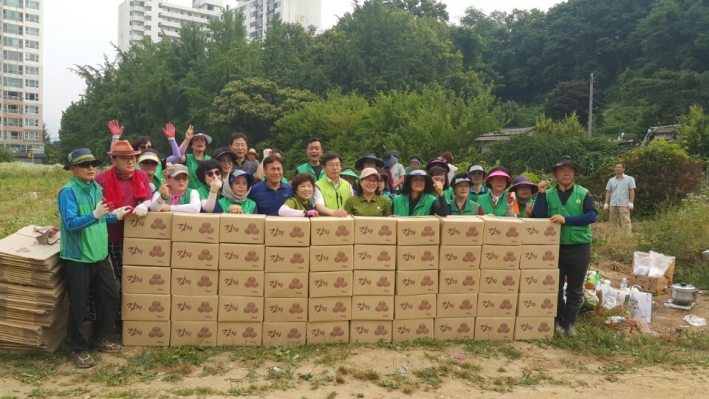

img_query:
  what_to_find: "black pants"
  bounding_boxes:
[557,243,591,329]
[66,258,120,352]
[88,242,123,321]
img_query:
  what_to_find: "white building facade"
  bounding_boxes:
[236,0,322,40]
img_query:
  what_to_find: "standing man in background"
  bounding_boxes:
[604,162,636,234]
[229,133,258,174]
[296,138,325,181]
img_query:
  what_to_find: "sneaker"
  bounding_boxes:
[554,324,566,336]
[98,341,122,353]
[75,352,95,368]
[566,326,578,337]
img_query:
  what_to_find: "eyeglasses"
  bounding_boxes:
[139,144,152,150]
[75,162,98,169]
[325,163,341,169]
[362,178,379,184]
[116,156,135,162]
[206,169,222,178]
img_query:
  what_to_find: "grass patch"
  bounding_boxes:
[351,368,380,382]
[413,366,447,389]
[327,391,337,399]
[378,374,419,394]
[170,387,219,397]
[105,390,143,399]
[0,355,62,384]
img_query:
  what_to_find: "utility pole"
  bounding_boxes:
[588,73,594,137]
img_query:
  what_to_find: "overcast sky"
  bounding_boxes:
[45,0,562,139]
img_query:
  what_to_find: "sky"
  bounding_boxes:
[44,0,562,139]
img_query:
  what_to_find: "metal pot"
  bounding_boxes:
[670,283,698,305]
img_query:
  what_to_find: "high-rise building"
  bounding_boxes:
[0,0,44,163]
[236,0,322,40]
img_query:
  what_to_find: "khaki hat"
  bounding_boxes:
[138,152,160,164]
[248,148,258,155]
[360,168,380,181]
[166,164,189,178]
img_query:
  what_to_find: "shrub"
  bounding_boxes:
[0,147,14,163]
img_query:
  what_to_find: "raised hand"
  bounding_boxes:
[537,180,550,194]
[185,125,194,141]
[108,120,124,136]
[159,184,169,200]
[210,179,223,193]
[163,123,176,138]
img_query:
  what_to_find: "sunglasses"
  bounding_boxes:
[75,162,99,169]
[206,170,222,178]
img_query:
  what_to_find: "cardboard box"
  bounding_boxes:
[479,270,520,294]
[438,246,481,270]
[392,318,434,342]
[170,321,217,346]
[628,275,671,295]
[219,214,266,244]
[520,218,561,245]
[350,320,392,343]
[262,322,306,346]
[123,238,171,267]
[218,296,264,322]
[170,295,218,321]
[396,217,440,246]
[264,247,310,272]
[172,213,220,243]
[353,270,395,296]
[310,217,354,246]
[397,246,439,270]
[264,217,310,247]
[309,245,353,272]
[353,216,397,245]
[351,296,394,320]
[434,317,476,340]
[219,244,265,271]
[170,269,218,296]
[480,245,521,270]
[517,293,558,317]
[439,216,485,246]
[217,321,262,346]
[170,242,219,270]
[475,317,515,341]
[306,321,350,344]
[476,293,518,317]
[264,272,308,297]
[122,266,170,294]
[437,293,477,318]
[264,298,308,322]
[308,297,351,322]
[121,293,170,321]
[124,213,173,239]
[353,245,396,270]
[394,294,436,320]
[395,270,438,296]
[519,270,560,293]
[439,270,480,294]
[520,245,559,269]
[122,320,171,346]
[219,271,264,297]
[481,216,524,246]
[514,317,554,340]
[309,271,353,297]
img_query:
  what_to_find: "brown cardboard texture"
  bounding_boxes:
[353,270,395,295]
[219,271,264,297]
[264,272,308,297]
[264,247,310,272]
[439,270,480,294]
[262,322,306,346]
[438,246,481,270]
[308,297,351,322]
[394,294,436,320]
[217,322,262,346]
[392,318,434,342]
[351,296,394,320]
[170,269,218,296]
[350,320,392,343]
[310,216,354,246]
[170,321,217,346]
[219,244,265,271]
[218,296,264,322]
[172,213,220,243]
[479,270,520,294]
[122,266,170,294]
[439,216,485,246]
[480,245,521,270]
[309,245,353,272]
[353,216,397,244]
[477,293,518,317]
[395,270,438,296]
[475,317,515,340]
[397,246,439,270]
[264,298,308,322]
[517,293,558,317]
[437,293,477,318]
[514,317,554,340]
[520,245,559,269]
[519,270,560,293]
[123,238,171,267]
[264,217,310,247]
[628,275,670,295]
[170,242,219,270]
[121,294,170,321]
[520,218,561,245]
[435,317,476,340]
[309,271,353,297]
[170,295,218,321]
[353,245,396,270]
[124,213,173,239]
[306,321,350,344]
[396,216,440,245]
[481,216,524,245]
[219,214,266,244]
[122,321,170,346]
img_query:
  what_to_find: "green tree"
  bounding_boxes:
[0,147,14,163]
[386,0,450,21]
[676,105,709,159]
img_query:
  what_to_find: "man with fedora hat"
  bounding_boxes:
[533,155,597,336]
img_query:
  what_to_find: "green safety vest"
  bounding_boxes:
[59,178,109,263]
[392,193,437,216]
[218,197,257,214]
[447,196,480,216]
[315,177,351,210]
[546,184,592,245]
[284,197,313,211]
[516,199,536,218]
[186,153,210,190]
[477,191,510,216]
[296,162,326,181]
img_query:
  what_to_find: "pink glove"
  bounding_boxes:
[306,210,319,217]
[163,123,176,139]
[507,192,516,206]
[108,120,124,136]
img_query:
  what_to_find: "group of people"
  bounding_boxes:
[58,121,601,368]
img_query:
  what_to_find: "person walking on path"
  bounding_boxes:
[604,162,636,234]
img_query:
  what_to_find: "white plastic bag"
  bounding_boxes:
[599,285,625,309]
[633,251,651,276]
[648,251,675,278]
[629,289,652,323]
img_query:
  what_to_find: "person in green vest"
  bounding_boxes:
[174,125,212,190]
[195,159,224,213]
[314,153,352,217]
[149,164,201,213]
[137,149,165,194]
[340,168,359,195]
[392,169,448,216]
[509,175,537,218]
[428,165,453,199]
[477,167,515,216]
[295,138,325,181]
[279,173,319,217]
[447,174,483,215]
[467,164,489,202]
[533,156,597,336]
[212,147,237,181]
[344,168,393,217]
[219,170,258,214]
[404,155,421,175]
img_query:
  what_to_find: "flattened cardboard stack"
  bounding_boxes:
[0,226,67,353]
